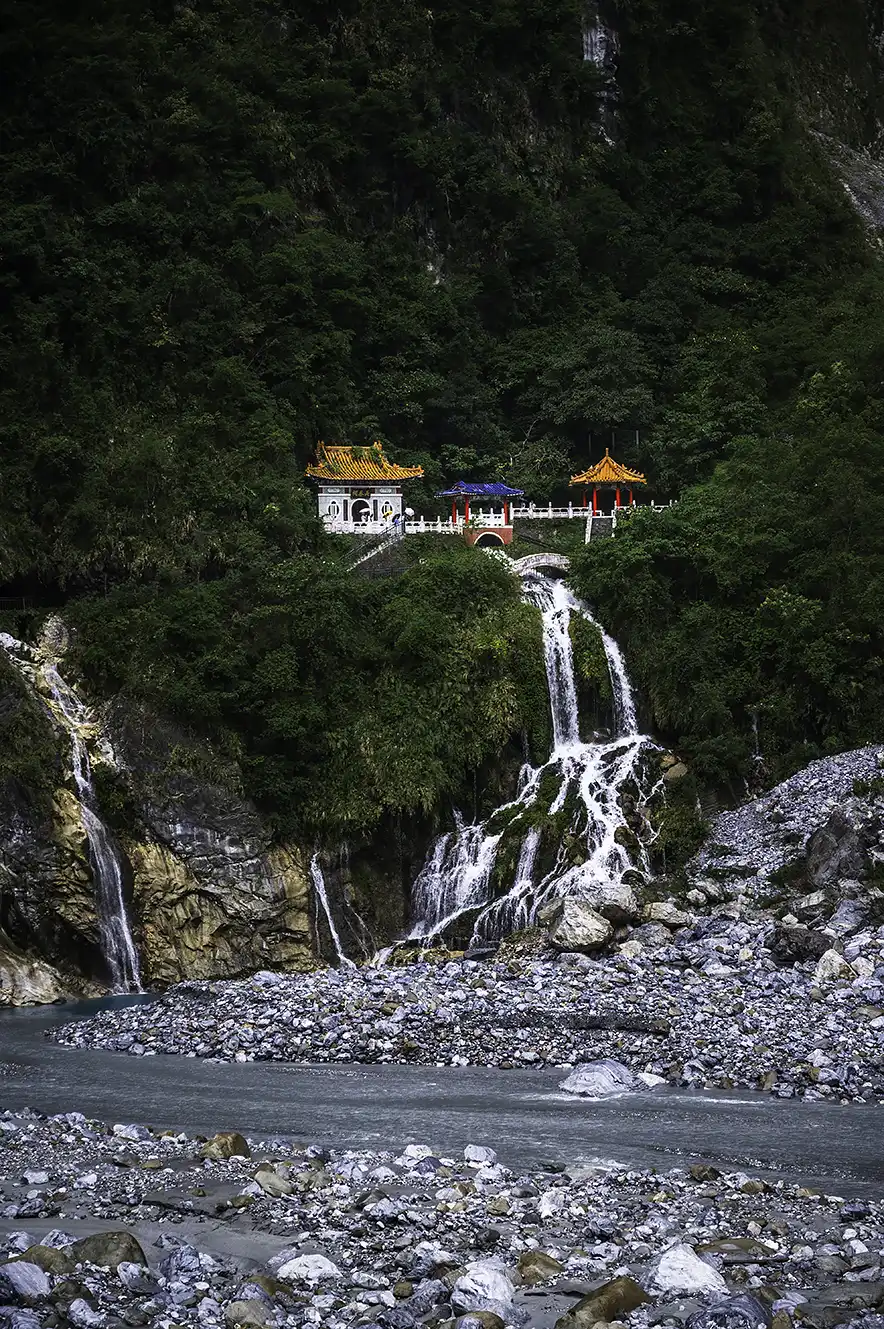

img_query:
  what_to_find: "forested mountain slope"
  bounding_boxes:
[2,0,884,832]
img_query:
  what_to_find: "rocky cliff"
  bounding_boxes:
[0,629,315,1003]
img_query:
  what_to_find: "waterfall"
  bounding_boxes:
[0,635,142,992]
[407,817,503,944]
[406,574,654,947]
[309,853,355,968]
[582,14,620,142]
[582,20,618,68]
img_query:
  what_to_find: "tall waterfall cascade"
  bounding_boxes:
[407,575,656,947]
[582,14,620,141]
[0,632,143,992]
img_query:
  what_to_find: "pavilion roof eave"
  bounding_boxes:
[570,449,647,488]
[436,482,525,498]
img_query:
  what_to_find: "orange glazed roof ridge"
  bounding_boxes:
[306,442,424,483]
[570,449,647,487]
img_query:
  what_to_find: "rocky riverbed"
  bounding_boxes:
[52,917,884,1102]
[0,1105,883,1329]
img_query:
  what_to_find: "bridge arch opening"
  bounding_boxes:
[474,532,506,547]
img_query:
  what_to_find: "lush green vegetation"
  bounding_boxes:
[70,540,548,835]
[571,361,884,792]
[2,0,884,825]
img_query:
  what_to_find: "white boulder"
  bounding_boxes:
[549,900,613,953]
[644,1243,728,1295]
[272,1252,342,1283]
[559,1059,636,1098]
[814,949,854,984]
[451,1258,515,1316]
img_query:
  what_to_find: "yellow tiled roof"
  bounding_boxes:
[570,449,647,487]
[306,442,424,482]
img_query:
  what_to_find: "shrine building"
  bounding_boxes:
[306,443,424,531]
[570,449,647,514]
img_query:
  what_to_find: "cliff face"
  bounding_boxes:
[0,641,315,1003]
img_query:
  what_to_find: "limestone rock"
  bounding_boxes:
[273,1252,341,1283]
[559,1059,635,1098]
[556,1275,650,1327]
[645,900,694,929]
[549,900,613,953]
[253,1165,293,1198]
[200,1132,251,1161]
[663,762,689,782]
[451,1260,515,1317]
[644,1243,728,1295]
[0,1261,51,1301]
[826,898,867,936]
[814,949,854,983]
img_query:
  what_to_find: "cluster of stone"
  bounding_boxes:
[0,1108,882,1329]
[53,908,884,1100]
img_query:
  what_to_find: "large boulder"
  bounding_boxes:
[549,900,613,953]
[814,949,855,984]
[644,1243,728,1295]
[805,809,866,888]
[200,1131,251,1161]
[559,1059,635,1098]
[67,1232,148,1271]
[451,1260,515,1319]
[556,1275,650,1327]
[768,924,830,965]
[0,1262,50,1302]
[272,1252,342,1283]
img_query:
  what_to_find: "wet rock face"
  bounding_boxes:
[0,781,105,1000]
[0,683,315,998]
[105,707,315,986]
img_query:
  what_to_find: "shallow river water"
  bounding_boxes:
[0,999,881,1197]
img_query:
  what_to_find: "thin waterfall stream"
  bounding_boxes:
[309,853,355,969]
[406,573,656,946]
[0,633,142,993]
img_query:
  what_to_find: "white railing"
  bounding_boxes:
[324,501,675,536]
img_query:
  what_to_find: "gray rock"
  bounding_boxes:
[645,1244,728,1295]
[559,1059,635,1098]
[0,1263,50,1302]
[806,809,866,888]
[686,1295,772,1329]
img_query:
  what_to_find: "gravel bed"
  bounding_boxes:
[52,921,884,1102]
[0,1107,882,1329]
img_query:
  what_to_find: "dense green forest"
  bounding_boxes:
[2,0,884,829]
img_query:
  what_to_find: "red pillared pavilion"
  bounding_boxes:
[570,450,647,513]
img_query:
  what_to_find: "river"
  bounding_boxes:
[0,1000,881,1198]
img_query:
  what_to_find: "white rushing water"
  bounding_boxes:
[309,853,355,968]
[407,575,655,947]
[0,634,142,992]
